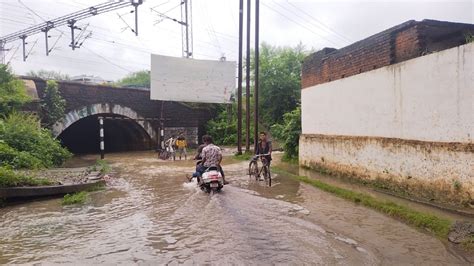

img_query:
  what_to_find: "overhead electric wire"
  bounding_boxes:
[285,0,353,44]
[261,1,340,47]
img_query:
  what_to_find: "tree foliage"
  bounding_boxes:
[0,113,71,169]
[26,69,70,80]
[116,70,150,88]
[271,106,301,159]
[206,43,307,153]
[0,64,30,117]
[255,42,307,127]
[41,80,66,128]
[206,104,237,145]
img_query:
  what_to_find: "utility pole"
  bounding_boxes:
[180,0,193,58]
[237,0,243,155]
[245,0,251,152]
[254,0,260,151]
[0,40,6,64]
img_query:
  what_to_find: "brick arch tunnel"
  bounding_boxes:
[57,114,153,154]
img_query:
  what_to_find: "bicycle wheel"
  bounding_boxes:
[248,160,259,180]
[263,166,271,187]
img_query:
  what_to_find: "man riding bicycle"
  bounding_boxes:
[255,131,272,166]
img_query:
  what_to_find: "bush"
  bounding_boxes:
[271,106,301,159]
[0,113,71,169]
[0,64,30,117]
[0,166,52,187]
[206,104,238,145]
[91,159,111,174]
[0,141,43,169]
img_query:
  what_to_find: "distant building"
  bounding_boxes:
[70,75,112,85]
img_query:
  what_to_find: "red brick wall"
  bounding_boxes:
[302,20,474,89]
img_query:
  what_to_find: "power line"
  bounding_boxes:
[261,2,340,47]
[284,0,353,44]
[0,0,143,61]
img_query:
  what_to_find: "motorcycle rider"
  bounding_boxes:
[194,135,228,184]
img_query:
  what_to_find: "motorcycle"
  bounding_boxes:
[188,165,224,194]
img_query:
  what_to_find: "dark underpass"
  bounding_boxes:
[58,114,153,154]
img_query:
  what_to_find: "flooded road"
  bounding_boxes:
[0,151,470,264]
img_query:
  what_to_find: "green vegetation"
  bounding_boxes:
[62,191,88,205]
[256,43,307,126]
[0,113,71,169]
[465,32,474,43]
[462,236,474,249]
[0,66,72,188]
[41,80,66,128]
[115,70,150,88]
[91,159,111,174]
[271,106,301,160]
[273,167,453,239]
[206,43,307,150]
[206,104,238,145]
[26,69,71,80]
[0,167,52,187]
[0,65,30,117]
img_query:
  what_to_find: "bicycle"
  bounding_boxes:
[248,154,271,187]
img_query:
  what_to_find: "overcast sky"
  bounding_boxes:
[1,0,473,81]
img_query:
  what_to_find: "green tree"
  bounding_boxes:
[255,43,307,127]
[116,70,150,88]
[26,69,70,80]
[41,80,66,128]
[271,106,301,160]
[0,64,30,117]
[0,112,71,169]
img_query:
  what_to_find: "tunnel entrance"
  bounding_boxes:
[58,114,153,154]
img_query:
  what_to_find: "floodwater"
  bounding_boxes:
[0,151,471,264]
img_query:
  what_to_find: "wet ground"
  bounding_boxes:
[0,151,471,264]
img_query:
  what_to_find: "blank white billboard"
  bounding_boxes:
[150,54,236,103]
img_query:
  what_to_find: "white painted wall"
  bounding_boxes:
[302,43,474,143]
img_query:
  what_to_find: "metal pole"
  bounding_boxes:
[254,0,259,151]
[160,101,165,149]
[237,0,243,155]
[44,30,49,56]
[20,35,26,61]
[99,117,105,159]
[184,0,189,58]
[245,0,251,152]
[68,20,76,50]
[0,40,5,64]
[134,3,138,36]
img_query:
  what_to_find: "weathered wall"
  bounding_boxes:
[300,42,474,206]
[302,19,474,88]
[302,43,473,142]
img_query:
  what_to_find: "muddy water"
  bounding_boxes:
[0,151,470,264]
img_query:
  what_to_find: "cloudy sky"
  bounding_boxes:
[1,0,473,81]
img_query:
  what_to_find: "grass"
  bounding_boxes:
[462,236,474,249]
[273,167,453,239]
[233,152,253,161]
[91,160,111,174]
[86,183,106,192]
[0,166,53,188]
[62,191,88,205]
